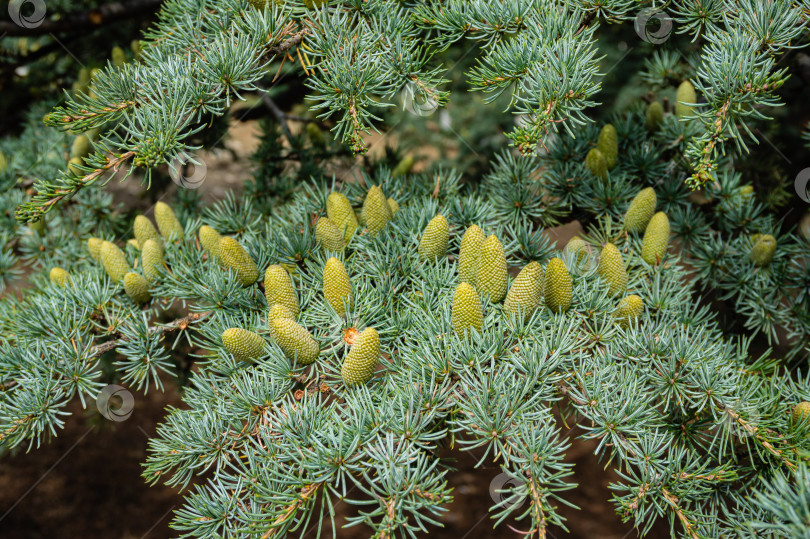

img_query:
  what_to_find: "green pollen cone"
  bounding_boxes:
[504,261,543,322]
[141,239,163,283]
[341,327,381,385]
[323,257,352,315]
[598,243,627,296]
[315,217,345,252]
[459,225,485,286]
[596,124,618,170]
[641,212,670,265]
[418,214,450,261]
[476,235,508,303]
[264,265,299,318]
[452,282,483,336]
[154,202,184,241]
[676,80,697,118]
[566,236,588,262]
[624,187,657,233]
[219,237,259,286]
[88,237,103,262]
[392,155,414,177]
[645,101,664,131]
[49,267,71,286]
[71,135,91,159]
[268,303,295,339]
[750,234,776,267]
[100,241,130,282]
[28,216,46,236]
[792,402,810,425]
[387,198,399,215]
[362,185,392,236]
[585,148,608,180]
[222,328,266,362]
[134,215,161,249]
[123,272,151,304]
[272,318,319,365]
[198,225,221,260]
[614,294,643,329]
[544,257,572,313]
[326,192,358,243]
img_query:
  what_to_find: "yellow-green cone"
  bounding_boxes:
[641,212,670,264]
[476,235,508,303]
[585,148,608,180]
[111,46,127,68]
[392,155,414,177]
[123,272,151,304]
[598,243,627,296]
[134,215,161,249]
[750,234,776,267]
[219,237,259,286]
[326,192,358,242]
[264,265,299,318]
[0,151,6,173]
[624,187,657,233]
[418,214,450,261]
[452,283,484,336]
[646,101,664,131]
[614,294,643,329]
[141,239,163,283]
[154,201,184,241]
[315,217,345,252]
[49,267,71,286]
[127,239,140,250]
[504,262,543,322]
[222,328,266,362]
[459,225,485,286]
[362,185,392,235]
[71,135,91,159]
[271,318,319,365]
[28,217,46,236]
[323,257,352,315]
[387,198,399,215]
[268,303,295,339]
[100,241,130,282]
[676,81,697,118]
[792,402,810,425]
[738,185,754,198]
[88,237,103,262]
[544,257,572,313]
[566,236,588,262]
[341,327,381,385]
[199,225,221,260]
[597,124,618,170]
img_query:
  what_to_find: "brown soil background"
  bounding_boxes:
[0,119,672,539]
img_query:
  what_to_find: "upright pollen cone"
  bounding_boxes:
[219,237,259,286]
[585,148,608,180]
[641,212,670,265]
[326,192,358,243]
[141,239,163,283]
[123,272,151,304]
[418,214,450,261]
[597,124,618,170]
[544,257,572,313]
[222,328,265,362]
[676,80,697,118]
[198,225,221,260]
[452,282,483,336]
[323,257,352,315]
[624,187,657,233]
[271,318,319,365]
[504,261,543,322]
[315,217,345,252]
[458,225,485,286]
[134,215,161,249]
[362,185,392,236]
[476,235,508,303]
[264,265,299,318]
[341,327,381,386]
[614,294,643,329]
[100,241,130,282]
[598,243,627,296]
[750,234,776,267]
[154,202,184,241]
